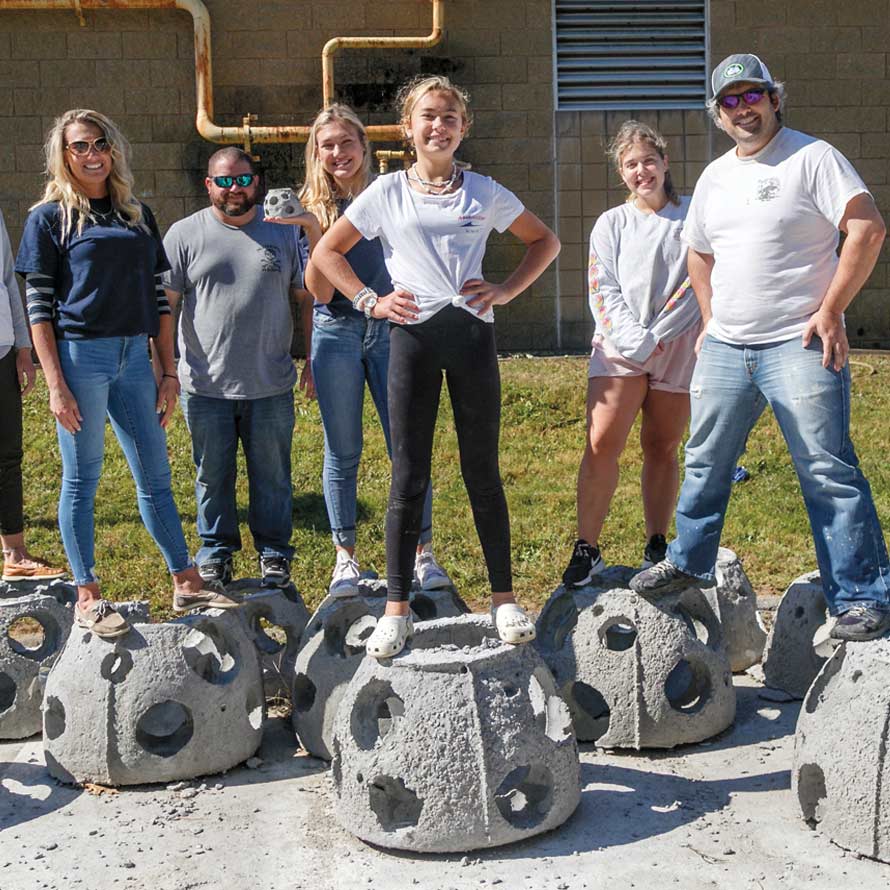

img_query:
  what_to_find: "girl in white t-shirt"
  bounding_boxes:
[313,76,560,657]
[562,121,701,589]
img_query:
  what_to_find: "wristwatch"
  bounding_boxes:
[362,292,378,318]
[352,286,378,317]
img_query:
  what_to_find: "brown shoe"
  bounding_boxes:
[2,556,66,582]
[74,600,131,639]
[173,582,242,613]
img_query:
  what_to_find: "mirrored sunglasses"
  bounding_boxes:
[717,88,767,110]
[211,174,256,188]
[66,138,112,157]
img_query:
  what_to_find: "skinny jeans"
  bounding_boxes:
[386,305,511,601]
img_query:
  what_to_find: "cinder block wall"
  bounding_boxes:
[0,0,556,353]
[556,0,890,352]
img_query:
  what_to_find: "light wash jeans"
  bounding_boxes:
[56,335,192,585]
[311,311,433,549]
[179,389,295,566]
[668,335,890,615]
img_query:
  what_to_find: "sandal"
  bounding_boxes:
[366,615,413,658]
[492,602,536,645]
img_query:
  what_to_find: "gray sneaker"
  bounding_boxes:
[629,559,713,598]
[74,599,131,639]
[198,557,233,587]
[173,582,242,612]
[830,605,890,642]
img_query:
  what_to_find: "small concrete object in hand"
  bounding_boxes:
[264,188,303,219]
[331,615,580,852]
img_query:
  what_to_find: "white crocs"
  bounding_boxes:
[366,614,414,659]
[492,602,536,645]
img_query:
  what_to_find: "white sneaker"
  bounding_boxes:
[366,615,414,658]
[329,551,360,598]
[413,546,452,590]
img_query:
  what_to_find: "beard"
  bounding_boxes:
[212,190,257,218]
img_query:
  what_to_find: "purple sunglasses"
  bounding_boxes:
[717,88,767,110]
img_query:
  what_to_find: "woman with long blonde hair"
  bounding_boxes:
[271,104,450,596]
[15,109,239,637]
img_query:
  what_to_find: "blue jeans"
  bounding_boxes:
[311,311,433,549]
[668,335,890,615]
[56,336,192,585]
[180,389,295,565]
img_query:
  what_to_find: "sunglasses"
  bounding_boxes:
[717,88,767,110]
[211,174,256,188]
[66,137,112,157]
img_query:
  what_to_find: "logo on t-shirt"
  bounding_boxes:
[458,214,485,231]
[259,245,282,272]
[755,178,780,202]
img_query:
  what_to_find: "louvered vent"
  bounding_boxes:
[555,0,708,110]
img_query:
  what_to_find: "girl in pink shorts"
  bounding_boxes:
[563,121,702,587]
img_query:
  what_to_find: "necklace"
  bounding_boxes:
[407,163,460,194]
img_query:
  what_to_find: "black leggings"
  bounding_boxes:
[386,305,512,602]
[0,348,24,536]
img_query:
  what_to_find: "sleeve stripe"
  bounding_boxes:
[155,273,171,315]
[24,272,56,325]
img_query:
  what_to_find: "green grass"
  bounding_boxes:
[18,353,890,620]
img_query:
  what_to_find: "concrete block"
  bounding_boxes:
[292,580,469,760]
[0,594,72,739]
[535,569,736,748]
[793,639,890,863]
[331,615,580,852]
[0,579,149,623]
[43,610,264,786]
[226,579,310,703]
[762,571,828,700]
[711,548,768,673]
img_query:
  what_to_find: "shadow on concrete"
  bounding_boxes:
[0,759,82,831]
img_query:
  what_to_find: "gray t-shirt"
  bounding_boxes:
[163,207,302,398]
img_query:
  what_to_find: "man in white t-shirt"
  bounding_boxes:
[631,53,890,641]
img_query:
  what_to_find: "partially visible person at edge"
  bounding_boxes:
[163,147,314,590]
[15,109,239,639]
[0,207,65,584]
[561,120,700,589]
[630,54,890,643]
[269,103,453,598]
[312,76,561,658]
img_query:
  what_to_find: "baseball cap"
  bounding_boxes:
[711,53,774,97]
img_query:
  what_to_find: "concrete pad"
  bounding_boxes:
[793,638,890,863]
[0,594,72,739]
[331,615,580,852]
[536,575,735,748]
[42,609,264,786]
[762,571,828,700]
[712,548,768,672]
[292,580,469,760]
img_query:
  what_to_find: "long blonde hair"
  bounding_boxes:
[32,108,144,241]
[299,104,371,234]
[608,120,680,206]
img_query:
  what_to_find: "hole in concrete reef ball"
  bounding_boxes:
[182,622,238,686]
[569,681,610,741]
[804,648,845,715]
[100,649,133,684]
[851,669,862,683]
[135,701,194,757]
[797,762,828,827]
[350,680,405,750]
[292,673,317,712]
[794,606,806,619]
[674,606,710,647]
[0,672,17,715]
[43,695,66,740]
[368,775,423,831]
[250,610,286,656]
[600,618,637,652]
[325,603,374,658]
[494,764,553,829]
[7,616,47,658]
[665,659,712,714]
[503,683,519,697]
[536,590,579,651]
[409,594,437,622]
[344,615,377,652]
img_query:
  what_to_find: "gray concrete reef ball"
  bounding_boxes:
[712,547,767,672]
[793,638,890,863]
[535,570,736,748]
[331,614,580,852]
[0,594,72,739]
[43,609,264,786]
[292,579,469,760]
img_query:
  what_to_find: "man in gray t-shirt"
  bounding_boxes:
[163,147,314,589]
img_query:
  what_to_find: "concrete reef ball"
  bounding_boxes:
[226,580,310,703]
[793,639,890,863]
[43,609,264,786]
[535,573,736,748]
[292,580,469,760]
[0,594,72,739]
[331,614,580,852]
[711,547,767,672]
[761,571,828,700]
[263,187,303,219]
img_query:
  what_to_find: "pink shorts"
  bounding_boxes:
[587,323,701,393]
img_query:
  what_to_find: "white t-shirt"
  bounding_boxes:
[682,126,869,344]
[345,170,525,323]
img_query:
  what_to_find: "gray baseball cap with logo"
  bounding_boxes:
[711,53,774,97]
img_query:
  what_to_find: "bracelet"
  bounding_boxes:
[352,286,377,312]
[163,373,179,380]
